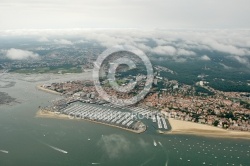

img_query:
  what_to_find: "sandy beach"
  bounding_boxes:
[36,109,70,119]
[36,85,62,95]
[167,118,250,140]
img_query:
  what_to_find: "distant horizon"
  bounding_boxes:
[2,28,250,31]
[1,0,250,30]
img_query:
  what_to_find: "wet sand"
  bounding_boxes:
[36,109,70,119]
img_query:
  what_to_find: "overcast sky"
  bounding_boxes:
[1,0,250,30]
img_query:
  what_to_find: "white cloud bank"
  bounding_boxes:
[37,36,49,42]
[151,46,196,57]
[6,48,39,60]
[1,29,250,66]
[152,46,176,56]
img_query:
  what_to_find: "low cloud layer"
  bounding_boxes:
[38,36,49,42]
[233,56,250,67]
[1,29,250,66]
[54,39,73,45]
[151,46,196,56]
[6,48,39,60]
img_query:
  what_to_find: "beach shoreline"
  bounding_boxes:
[166,117,250,140]
[36,109,146,134]
[36,85,62,95]
[36,84,250,139]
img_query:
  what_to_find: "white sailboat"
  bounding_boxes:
[153,140,157,146]
[0,150,9,154]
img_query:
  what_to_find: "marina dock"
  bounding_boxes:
[58,103,147,133]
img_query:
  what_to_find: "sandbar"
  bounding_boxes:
[36,85,61,95]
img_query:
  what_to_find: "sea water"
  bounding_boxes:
[0,73,249,166]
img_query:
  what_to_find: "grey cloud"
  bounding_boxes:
[54,39,73,45]
[37,36,49,42]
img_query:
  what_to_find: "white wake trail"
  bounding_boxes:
[0,150,9,154]
[47,145,68,154]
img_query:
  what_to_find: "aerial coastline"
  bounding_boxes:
[1,1,250,164]
[36,84,250,139]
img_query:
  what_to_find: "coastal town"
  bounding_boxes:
[38,70,250,133]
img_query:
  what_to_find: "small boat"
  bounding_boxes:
[153,140,157,146]
[0,150,9,154]
[88,138,91,141]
